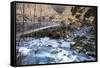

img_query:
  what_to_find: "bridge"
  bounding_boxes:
[16,21,62,37]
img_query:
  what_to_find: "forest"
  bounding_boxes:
[16,3,97,65]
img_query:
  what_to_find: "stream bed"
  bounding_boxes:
[16,25,96,65]
[16,37,95,65]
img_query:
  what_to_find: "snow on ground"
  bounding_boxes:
[19,47,31,56]
[61,42,70,48]
[16,36,95,65]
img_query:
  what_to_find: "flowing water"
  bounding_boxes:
[16,25,96,65]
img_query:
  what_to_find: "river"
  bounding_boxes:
[16,25,96,65]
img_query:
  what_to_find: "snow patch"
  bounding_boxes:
[19,47,31,56]
[61,42,70,48]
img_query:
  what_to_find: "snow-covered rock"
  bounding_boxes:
[19,47,31,56]
[16,35,95,64]
[70,42,75,45]
[46,39,59,47]
[61,42,70,48]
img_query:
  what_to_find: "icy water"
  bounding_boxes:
[16,26,96,65]
[16,37,95,65]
